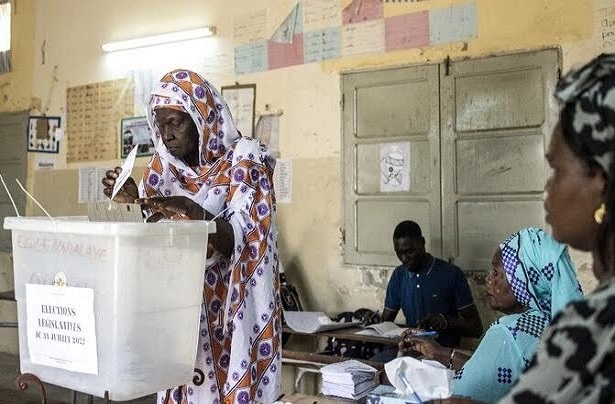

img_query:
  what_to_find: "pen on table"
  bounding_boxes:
[412,330,438,338]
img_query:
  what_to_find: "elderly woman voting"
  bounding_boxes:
[500,54,615,403]
[400,227,583,403]
[103,70,280,404]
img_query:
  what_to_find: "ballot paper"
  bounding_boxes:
[111,145,138,201]
[356,322,408,338]
[284,311,361,333]
[321,359,378,400]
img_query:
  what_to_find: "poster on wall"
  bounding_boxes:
[120,116,154,158]
[380,142,410,192]
[27,116,62,154]
[221,84,256,138]
[595,0,615,52]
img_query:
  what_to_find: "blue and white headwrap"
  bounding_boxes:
[500,227,583,319]
[452,228,585,402]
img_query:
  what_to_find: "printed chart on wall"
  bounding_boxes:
[595,0,615,52]
[221,84,256,138]
[273,158,292,203]
[380,142,410,193]
[66,79,134,163]
[78,167,108,204]
[233,0,477,74]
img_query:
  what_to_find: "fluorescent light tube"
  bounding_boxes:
[102,26,216,52]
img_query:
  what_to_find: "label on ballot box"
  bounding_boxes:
[26,284,98,374]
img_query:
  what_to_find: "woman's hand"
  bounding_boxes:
[399,330,446,362]
[102,167,139,203]
[137,196,210,222]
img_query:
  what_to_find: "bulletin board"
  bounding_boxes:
[66,79,134,163]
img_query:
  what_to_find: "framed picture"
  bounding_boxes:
[120,116,154,158]
[27,116,61,153]
[221,83,256,138]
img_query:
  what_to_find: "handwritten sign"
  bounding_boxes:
[26,284,98,374]
[16,235,108,263]
[596,0,615,52]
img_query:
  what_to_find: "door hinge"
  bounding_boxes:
[341,93,345,110]
[444,55,452,76]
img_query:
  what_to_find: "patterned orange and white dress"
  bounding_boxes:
[139,70,281,404]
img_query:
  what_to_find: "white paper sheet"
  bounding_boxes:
[273,158,292,203]
[596,0,615,52]
[111,145,138,201]
[255,114,280,155]
[222,86,255,138]
[78,167,108,203]
[26,284,98,374]
[284,311,361,333]
[356,321,407,338]
[380,142,410,192]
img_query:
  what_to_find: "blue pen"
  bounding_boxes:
[412,330,438,338]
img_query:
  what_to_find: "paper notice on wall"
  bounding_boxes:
[273,158,292,203]
[342,19,385,57]
[34,154,58,171]
[380,142,410,192]
[26,284,98,374]
[429,2,477,45]
[304,0,341,31]
[596,0,615,51]
[234,9,268,44]
[78,167,108,203]
[255,114,280,156]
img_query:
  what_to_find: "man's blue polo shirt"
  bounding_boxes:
[384,255,475,347]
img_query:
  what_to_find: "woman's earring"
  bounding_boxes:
[594,203,606,224]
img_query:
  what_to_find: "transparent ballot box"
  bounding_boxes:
[3,216,215,401]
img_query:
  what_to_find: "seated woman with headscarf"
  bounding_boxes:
[399,227,583,403]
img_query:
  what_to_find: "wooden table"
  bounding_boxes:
[282,325,401,345]
[281,326,400,393]
[276,393,358,403]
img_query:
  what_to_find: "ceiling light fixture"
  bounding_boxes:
[102,26,216,52]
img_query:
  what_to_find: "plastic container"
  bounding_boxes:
[3,216,215,401]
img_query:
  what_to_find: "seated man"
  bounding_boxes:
[382,220,483,349]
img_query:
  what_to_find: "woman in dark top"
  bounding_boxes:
[499,53,615,403]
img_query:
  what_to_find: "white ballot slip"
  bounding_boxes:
[111,145,138,201]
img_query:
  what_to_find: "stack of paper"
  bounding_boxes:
[320,359,378,400]
[284,311,361,333]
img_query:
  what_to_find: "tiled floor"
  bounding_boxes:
[0,352,156,403]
